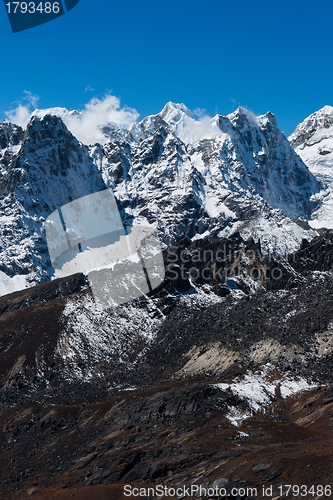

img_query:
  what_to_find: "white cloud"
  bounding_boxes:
[5,90,39,128]
[63,94,139,145]
[5,103,31,128]
[5,92,139,145]
[173,112,224,144]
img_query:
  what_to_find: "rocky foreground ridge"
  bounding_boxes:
[1,232,333,499]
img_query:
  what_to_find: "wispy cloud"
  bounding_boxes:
[170,107,223,143]
[23,90,39,108]
[5,90,39,128]
[63,94,139,144]
[192,107,208,120]
[5,92,139,145]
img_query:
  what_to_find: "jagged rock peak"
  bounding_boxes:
[289,105,333,148]
[226,107,278,130]
[0,121,24,150]
[23,114,81,147]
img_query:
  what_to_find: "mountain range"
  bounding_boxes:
[2,102,333,498]
[1,102,333,297]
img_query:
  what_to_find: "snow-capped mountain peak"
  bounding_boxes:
[156,102,223,143]
[227,106,259,127]
[159,101,195,124]
[32,107,78,121]
[289,105,333,149]
[289,105,333,231]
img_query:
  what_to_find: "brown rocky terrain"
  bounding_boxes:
[1,232,333,499]
[2,381,333,500]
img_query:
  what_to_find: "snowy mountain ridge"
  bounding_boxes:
[0,102,331,296]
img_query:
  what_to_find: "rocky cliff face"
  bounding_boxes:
[100,104,320,251]
[0,115,105,293]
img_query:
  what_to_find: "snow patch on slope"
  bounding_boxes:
[214,366,317,426]
[57,293,163,380]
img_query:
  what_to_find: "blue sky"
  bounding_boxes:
[0,0,332,136]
